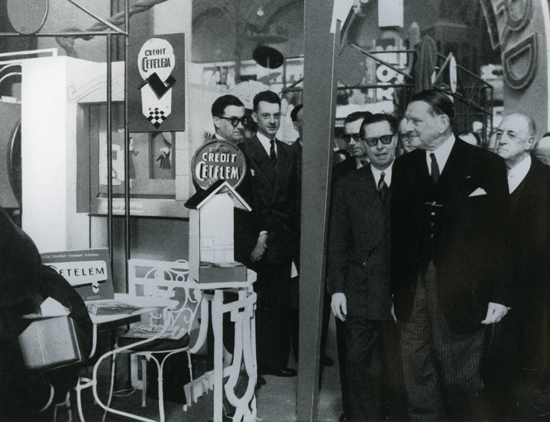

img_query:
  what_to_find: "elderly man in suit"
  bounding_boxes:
[328,113,397,422]
[391,90,512,421]
[239,90,299,378]
[488,113,550,418]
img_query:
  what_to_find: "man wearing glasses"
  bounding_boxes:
[333,111,372,181]
[397,117,415,156]
[210,94,249,144]
[328,113,397,422]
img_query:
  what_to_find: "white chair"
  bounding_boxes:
[77,259,203,422]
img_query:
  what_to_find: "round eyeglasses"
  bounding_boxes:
[219,116,249,128]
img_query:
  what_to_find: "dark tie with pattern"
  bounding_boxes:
[270,139,277,167]
[430,153,440,184]
[378,171,388,200]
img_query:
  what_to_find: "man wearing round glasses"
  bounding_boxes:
[211,95,248,144]
[329,113,398,422]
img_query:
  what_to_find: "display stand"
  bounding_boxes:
[184,179,257,422]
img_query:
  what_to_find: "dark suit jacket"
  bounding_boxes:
[239,136,300,265]
[391,138,512,333]
[507,158,550,370]
[332,155,357,182]
[328,165,392,320]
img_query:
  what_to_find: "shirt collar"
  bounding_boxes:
[507,154,531,193]
[370,162,393,187]
[426,134,455,174]
[257,131,276,156]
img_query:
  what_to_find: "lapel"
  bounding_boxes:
[248,136,277,185]
[511,158,541,218]
[436,138,477,226]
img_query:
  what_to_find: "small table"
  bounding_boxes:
[87,301,160,359]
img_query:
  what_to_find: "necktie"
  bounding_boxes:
[270,139,277,167]
[430,153,440,185]
[378,171,388,200]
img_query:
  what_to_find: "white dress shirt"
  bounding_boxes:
[426,134,455,175]
[256,132,276,157]
[507,155,531,194]
[371,163,393,187]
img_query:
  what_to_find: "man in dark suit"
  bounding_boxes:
[391,90,512,421]
[489,113,550,418]
[328,113,397,422]
[240,90,299,377]
[333,111,372,181]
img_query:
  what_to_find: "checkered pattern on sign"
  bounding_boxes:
[147,108,166,128]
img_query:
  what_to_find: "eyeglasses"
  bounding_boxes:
[218,116,249,128]
[363,134,395,147]
[342,133,362,143]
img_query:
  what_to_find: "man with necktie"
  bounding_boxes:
[328,113,397,421]
[391,90,512,421]
[239,90,300,378]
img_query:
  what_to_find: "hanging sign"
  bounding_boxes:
[191,140,247,191]
[128,33,185,132]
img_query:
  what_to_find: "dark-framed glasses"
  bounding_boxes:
[342,133,362,143]
[219,116,249,128]
[364,134,394,147]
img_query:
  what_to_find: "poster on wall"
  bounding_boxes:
[128,33,185,132]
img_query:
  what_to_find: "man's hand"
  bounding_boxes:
[481,302,510,325]
[331,293,347,322]
[250,233,268,262]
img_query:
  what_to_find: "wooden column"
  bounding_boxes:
[297,1,339,421]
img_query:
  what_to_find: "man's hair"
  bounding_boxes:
[343,111,372,127]
[290,104,303,122]
[253,90,281,111]
[505,112,536,138]
[542,132,550,138]
[410,90,455,125]
[360,113,398,137]
[211,95,244,117]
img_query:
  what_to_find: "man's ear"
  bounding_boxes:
[526,136,535,151]
[438,114,450,134]
[213,116,221,131]
[292,121,299,132]
[252,111,258,123]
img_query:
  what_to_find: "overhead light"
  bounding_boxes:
[257,5,264,17]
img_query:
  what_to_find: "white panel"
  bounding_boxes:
[22,57,68,252]
[379,0,404,28]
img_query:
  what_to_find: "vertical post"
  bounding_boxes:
[298,1,339,421]
[106,33,114,267]
[124,0,130,291]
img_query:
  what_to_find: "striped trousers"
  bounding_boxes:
[400,261,488,422]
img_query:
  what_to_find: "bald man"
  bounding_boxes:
[489,113,550,419]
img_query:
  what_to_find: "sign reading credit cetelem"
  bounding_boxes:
[192,140,247,190]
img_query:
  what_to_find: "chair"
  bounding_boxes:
[78,259,203,422]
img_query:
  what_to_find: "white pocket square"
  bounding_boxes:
[469,187,487,197]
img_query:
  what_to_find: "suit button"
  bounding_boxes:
[363,262,367,266]
[431,212,436,216]
[430,234,434,238]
